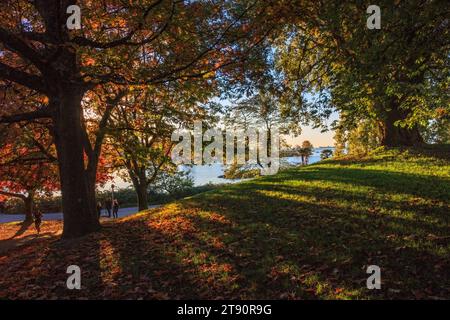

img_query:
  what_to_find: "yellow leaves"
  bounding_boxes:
[129,84,148,92]
[202,71,216,79]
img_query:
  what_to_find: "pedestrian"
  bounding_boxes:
[105,198,112,218]
[33,209,43,234]
[96,201,103,218]
[112,199,119,218]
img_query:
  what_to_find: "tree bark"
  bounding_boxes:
[130,169,149,211]
[380,105,424,147]
[23,192,35,223]
[52,89,100,239]
[0,190,34,222]
[136,182,149,211]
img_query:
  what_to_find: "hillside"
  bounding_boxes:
[0,147,449,299]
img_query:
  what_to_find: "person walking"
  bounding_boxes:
[105,198,112,218]
[112,199,120,219]
[96,201,103,218]
[33,209,43,234]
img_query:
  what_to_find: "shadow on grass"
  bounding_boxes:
[0,165,448,299]
[261,166,450,202]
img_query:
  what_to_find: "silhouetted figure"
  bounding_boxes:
[105,199,112,217]
[112,199,119,218]
[96,201,103,218]
[33,210,42,234]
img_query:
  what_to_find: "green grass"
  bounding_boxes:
[1,147,449,299]
[161,147,449,299]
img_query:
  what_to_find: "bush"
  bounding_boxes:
[320,149,333,160]
[223,163,260,179]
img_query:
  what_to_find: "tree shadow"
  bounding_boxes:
[1,164,448,299]
[169,183,449,298]
[262,166,450,202]
[9,220,34,239]
[0,231,54,256]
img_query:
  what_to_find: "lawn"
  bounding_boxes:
[0,147,449,299]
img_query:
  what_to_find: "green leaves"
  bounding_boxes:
[273,0,449,146]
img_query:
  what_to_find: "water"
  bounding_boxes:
[100,149,333,188]
[184,148,329,186]
[181,164,229,186]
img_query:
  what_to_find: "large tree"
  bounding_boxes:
[0,0,278,238]
[274,0,449,147]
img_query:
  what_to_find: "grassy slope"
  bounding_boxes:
[0,148,449,299]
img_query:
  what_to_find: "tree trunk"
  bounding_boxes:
[52,89,100,239]
[136,182,149,211]
[23,191,34,223]
[129,167,149,211]
[380,106,424,147]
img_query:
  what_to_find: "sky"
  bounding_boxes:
[214,96,339,148]
[285,111,338,148]
[285,125,335,148]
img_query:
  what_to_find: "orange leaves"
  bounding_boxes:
[205,212,231,225]
[0,124,60,195]
[83,57,96,67]
[148,215,197,236]
[198,262,233,274]
[90,20,101,31]
[435,107,448,118]
[38,96,49,104]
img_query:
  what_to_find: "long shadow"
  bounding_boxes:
[9,220,33,239]
[0,232,55,256]
[255,183,449,227]
[260,166,450,202]
[1,162,448,299]
[166,175,449,298]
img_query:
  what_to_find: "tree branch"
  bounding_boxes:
[71,0,169,49]
[0,27,47,71]
[0,108,51,124]
[0,190,26,201]
[0,61,48,94]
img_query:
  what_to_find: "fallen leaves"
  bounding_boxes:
[0,152,449,299]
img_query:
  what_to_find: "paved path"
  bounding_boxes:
[0,205,160,224]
